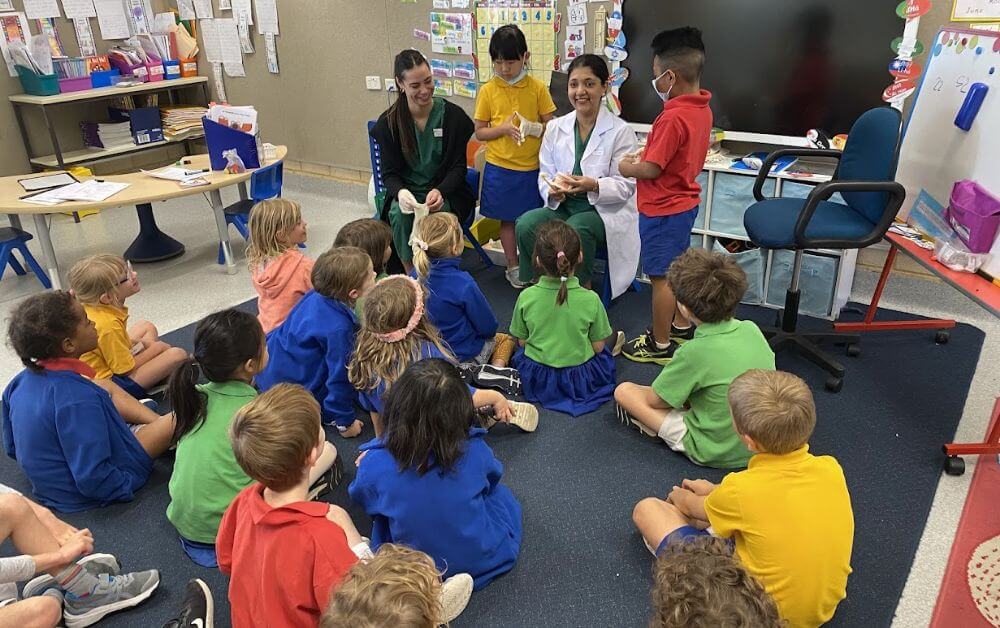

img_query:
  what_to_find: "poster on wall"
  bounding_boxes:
[431,11,473,55]
[62,0,97,19]
[475,1,556,85]
[0,11,30,77]
[951,0,1000,21]
[73,17,97,56]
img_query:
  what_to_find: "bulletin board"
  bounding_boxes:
[474,0,556,86]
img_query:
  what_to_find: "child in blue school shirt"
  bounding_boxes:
[256,246,376,438]
[347,274,538,438]
[410,212,520,396]
[2,291,175,512]
[349,358,522,590]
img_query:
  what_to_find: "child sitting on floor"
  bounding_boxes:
[334,218,394,319]
[247,199,312,334]
[167,309,341,568]
[649,536,782,628]
[349,359,522,591]
[632,370,855,627]
[411,212,519,395]
[256,246,376,437]
[217,384,371,628]
[2,291,175,512]
[348,275,537,436]
[509,220,618,416]
[615,248,775,468]
[68,254,188,398]
[321,544,473,628]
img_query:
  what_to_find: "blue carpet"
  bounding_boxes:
[0,253,985,627]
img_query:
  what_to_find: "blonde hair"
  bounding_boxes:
[68,254,127,305]
[313,247,372,302]
[246,198,303,271]
[321,544,443,628]
[229,383,322,491]
[348,275,453,393]
[413,212,462,278]
[728,370,816,454]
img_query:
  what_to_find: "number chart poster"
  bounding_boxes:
[475,0,556,85]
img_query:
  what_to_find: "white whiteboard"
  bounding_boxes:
[896,27,1000,276]
[951,0,1000,21]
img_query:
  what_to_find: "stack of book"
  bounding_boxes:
[161,105,208,140]
[80,121,134,150]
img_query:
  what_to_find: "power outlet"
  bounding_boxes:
[384,78,397,92]
[365,76,381,90]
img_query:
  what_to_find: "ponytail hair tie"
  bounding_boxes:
[412,237,429,252]
[560,276,568,282]
[373,276,425,343]
[556,251,566,260]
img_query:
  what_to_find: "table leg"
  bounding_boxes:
[32,214,61,290]
[124,203,186,263]
[211,189,237,274]
[238,181,249,201]
[9,214,23,230]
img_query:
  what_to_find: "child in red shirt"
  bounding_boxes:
[619,27,713,365]
[217,384,369,628]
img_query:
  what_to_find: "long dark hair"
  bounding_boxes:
[7,291,80,372]
[567,54,609,84]
[382,358,474,475]
[533,220,582,306]
[388,49,430,159]
[167,309,265,443]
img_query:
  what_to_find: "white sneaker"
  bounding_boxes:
[440,573,473,623]
[505,267,525,289]
[508,401,538,433]
[610,331,626,357]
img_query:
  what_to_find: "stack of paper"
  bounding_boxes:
[206,104,257,135]
[80,120,134,149]
[22,180,131,206]
[161,105,208,139]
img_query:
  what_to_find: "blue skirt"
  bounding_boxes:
[480,163,543,222]
[511,348,616,416]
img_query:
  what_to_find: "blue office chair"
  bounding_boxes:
[367,120,494,268]
[0,227,51,290]
[743,107,906,392]
[216,160,286,264]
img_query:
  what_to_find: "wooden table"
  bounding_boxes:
[0,146,287,289]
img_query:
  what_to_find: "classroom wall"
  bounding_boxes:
[0,0,975,180]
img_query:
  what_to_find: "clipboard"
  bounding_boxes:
[18,172,79,193]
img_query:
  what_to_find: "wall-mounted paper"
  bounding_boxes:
[453,60,476,79]
[211,61,227,101]
[177,0,195,21]
[193,0,213,19]
[0,11,30,77]
[73,16,96,55]
[232,0,252,24]
[454,79,477,98]
[223,59,244,77]
[216,17,243,64]
[430,58,453,77]
[567,3,587,26]
[24,0,61,19]
[126,0,150,34]
[431,11,473,55]
[200,18,223,62]
[433,78,454,96]
[0,1,13,10]
[219,0,231,8]
[255,0,277,34]
[62,0,96,19]
[94,0,130,39]
[264,31,278,73]
[236,9,253,53]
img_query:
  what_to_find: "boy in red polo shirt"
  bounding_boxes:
[217,384,370,628]
[619,27,713,364]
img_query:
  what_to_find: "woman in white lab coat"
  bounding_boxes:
[514,54,639,298]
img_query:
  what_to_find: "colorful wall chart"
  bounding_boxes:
[475,1,556,86]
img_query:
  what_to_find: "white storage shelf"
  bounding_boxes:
[689,165,857,321]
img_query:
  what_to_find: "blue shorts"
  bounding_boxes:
[654,525,712,556]
[111,374,146,400]
[179,536,218,568]
[639,206,699,277]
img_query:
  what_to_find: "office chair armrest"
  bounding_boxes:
[794,179,907,249]
[752,148,843,202]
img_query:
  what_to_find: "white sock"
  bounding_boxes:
[655,339,670,350]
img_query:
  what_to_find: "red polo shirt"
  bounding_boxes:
[217,484,357,628]
[637,89,713,217]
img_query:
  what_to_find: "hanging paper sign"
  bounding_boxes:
[895,0,931,20]
[605,30,627,61]
[73,17,97,56]
[605,91,621,115]
[889,58,923,79]
[609,66,629,87]
[882,78,916,101]
[264,32,278,73]
[891,36,925,55]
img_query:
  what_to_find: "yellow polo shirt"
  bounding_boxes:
[705,445,854,627]
[474,74,556,171]
[81,303,135,380]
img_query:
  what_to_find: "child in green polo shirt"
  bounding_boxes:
[614,248,775,468]
[166,309,340,568]
[510,220,618,416]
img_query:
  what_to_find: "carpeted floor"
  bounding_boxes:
[0,253,986,627]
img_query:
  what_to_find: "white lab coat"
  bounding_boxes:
[537,107,639,298]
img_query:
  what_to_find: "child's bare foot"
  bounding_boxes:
[339,420,363,438]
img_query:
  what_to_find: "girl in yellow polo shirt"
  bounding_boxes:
[474,24,557,288]
[509,220,618,416]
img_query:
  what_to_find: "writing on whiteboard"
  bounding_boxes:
[952,0,1000,21]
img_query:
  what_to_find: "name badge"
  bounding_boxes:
[433,128,444,138]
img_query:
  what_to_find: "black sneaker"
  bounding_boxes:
[456,362,478,385]
[472,365,522,397]
[670,323,696,342]
[622,334,679,365]
[615,403,658,439]
[161,579,213,628]
[307,454,344,501]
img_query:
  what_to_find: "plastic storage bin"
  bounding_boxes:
[709,172,774,238]
[16,66,59,96]
[179,58,198,77]
[162,59,181,80]
[108,57,148,82]
[90,69,120,88]
[694,171,708,230]
[58,76,92,93]
[715,242,765,305]
[765,250,839,318]
[691,233,706,250]
[145,61,165,82]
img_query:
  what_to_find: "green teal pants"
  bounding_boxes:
[515,205,606,284]
[389,198,453,263]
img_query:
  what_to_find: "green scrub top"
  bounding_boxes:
[403,97,446,196]
[562,121,595,215]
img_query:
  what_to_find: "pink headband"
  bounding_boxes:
[373,275,425,343]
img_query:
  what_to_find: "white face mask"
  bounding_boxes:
[651,68,673,102]
[503,66,528,85]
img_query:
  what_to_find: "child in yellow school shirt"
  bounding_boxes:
[474,24,556,288]
[631,369,855,628]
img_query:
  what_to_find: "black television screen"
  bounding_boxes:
[619,0,901,136]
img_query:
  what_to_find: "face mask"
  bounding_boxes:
[651,69,673,102]
[503,65,528,85]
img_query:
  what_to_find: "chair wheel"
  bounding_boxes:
[824,377,843,393]
[846,344,861,357]
[943,456,965,476]
[935,331,950,344]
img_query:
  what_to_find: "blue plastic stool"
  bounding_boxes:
[597,245,642,309]
[0,227,52,289]
[217,161,288,264]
